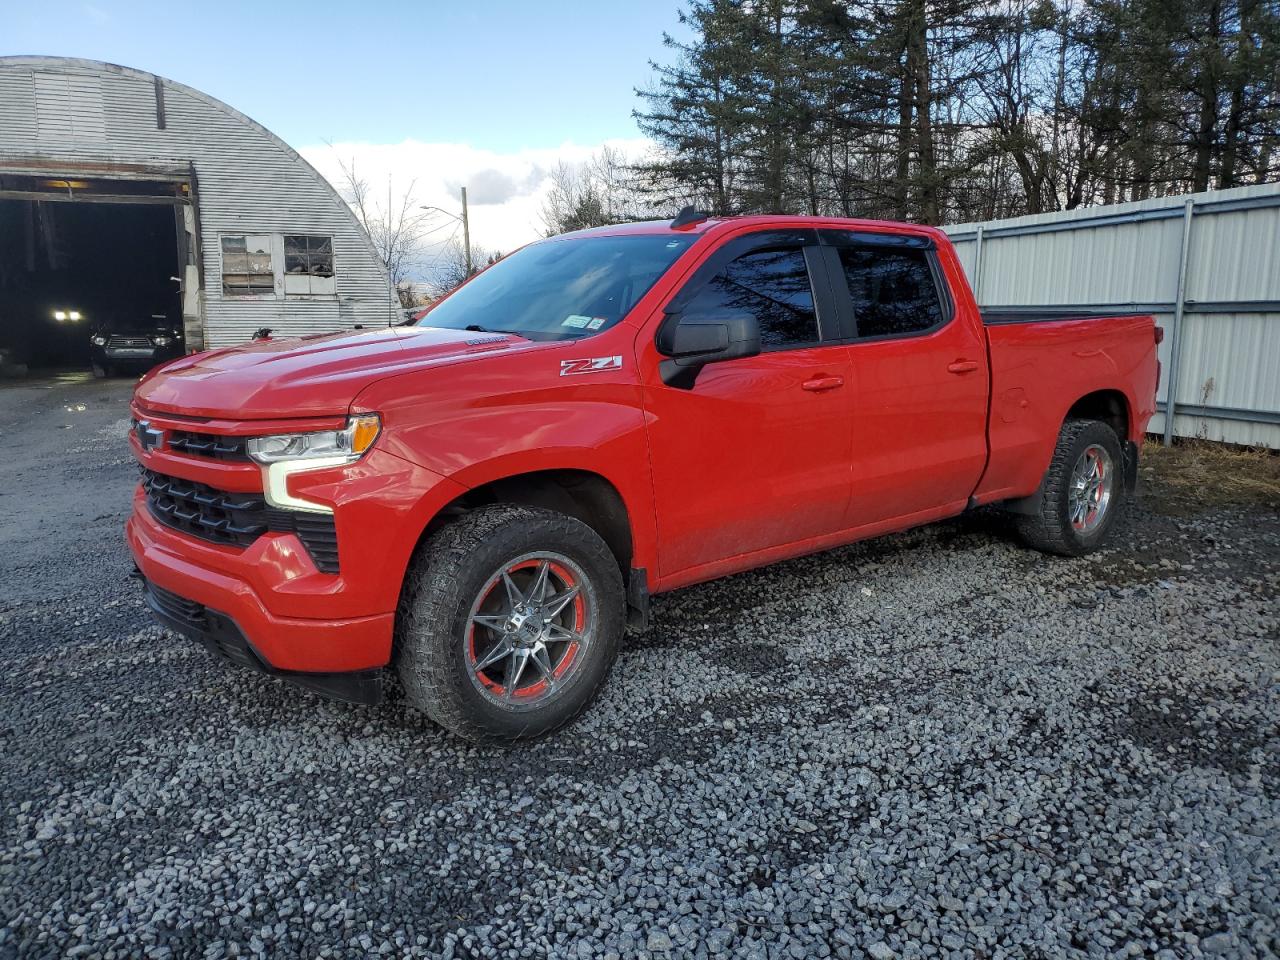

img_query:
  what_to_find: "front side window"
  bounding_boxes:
[682,246,818,351]
[221,235,274,297]
[284,235,335,296]
[420,233,697,341]
[837,247,943,339]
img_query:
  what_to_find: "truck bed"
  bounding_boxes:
[974,313,1160,504]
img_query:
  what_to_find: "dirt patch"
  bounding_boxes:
[1116,686,1278,779]
[1140,439,1280,516]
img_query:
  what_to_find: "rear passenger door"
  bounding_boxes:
[639,230,856,578]
[819,231,989,527]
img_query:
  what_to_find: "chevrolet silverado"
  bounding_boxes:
[127,211,1160,741]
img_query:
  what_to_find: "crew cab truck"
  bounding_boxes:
[127,212,1159,741]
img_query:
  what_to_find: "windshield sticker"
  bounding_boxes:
[562,315,592,329]
[560,356,623,376]
[586,317,607,330]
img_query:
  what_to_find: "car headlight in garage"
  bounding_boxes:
[54,310,67,321]
[91,335,107,346]
[69,311,82,321]
[151,335,172,347]
[246,414,381,467]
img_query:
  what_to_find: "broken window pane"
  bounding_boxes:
[283,235,336,289]
[222,234,275,297]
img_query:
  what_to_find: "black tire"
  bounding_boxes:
[91,361,109,379]
[395,504,624,742]
[1016,418,1126,557]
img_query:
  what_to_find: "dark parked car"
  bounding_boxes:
[90,316,183,377]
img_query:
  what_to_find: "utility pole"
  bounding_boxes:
[461,186,472,277]
[420,190,473,278]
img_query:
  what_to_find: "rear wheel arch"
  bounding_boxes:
[1066,389,1131,444]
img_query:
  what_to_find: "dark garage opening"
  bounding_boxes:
[0,198,182,374]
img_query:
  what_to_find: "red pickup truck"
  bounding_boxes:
[127,212,1159,740]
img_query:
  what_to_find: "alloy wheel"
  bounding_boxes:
[464,551,594,708]
[1068,443,1113,532]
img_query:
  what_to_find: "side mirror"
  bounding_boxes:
[656,311,760,388]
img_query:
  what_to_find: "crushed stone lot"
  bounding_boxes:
[1,374,1277,960]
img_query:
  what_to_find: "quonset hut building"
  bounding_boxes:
[0,56,396,371]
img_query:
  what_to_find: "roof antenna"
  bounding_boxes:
[671,205,709,229]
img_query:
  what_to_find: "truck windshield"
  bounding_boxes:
[418,233,698,341]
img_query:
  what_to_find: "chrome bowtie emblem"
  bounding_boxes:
[135,419,164,452]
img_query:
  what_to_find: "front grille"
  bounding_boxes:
[141,468,267,547]
[167,430,250,462]
[141,467,340,572]
[108,335,152,349]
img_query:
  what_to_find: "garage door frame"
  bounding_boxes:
[0,156,204,351]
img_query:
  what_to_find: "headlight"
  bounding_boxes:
[54,310,67,321]
[151,335,171,347]
[91,335,107,346]
[246,414,381,466]
[69,311,82,321]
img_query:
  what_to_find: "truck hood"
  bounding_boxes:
[134,325,535,419]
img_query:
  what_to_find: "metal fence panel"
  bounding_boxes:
[944,183,1280,449]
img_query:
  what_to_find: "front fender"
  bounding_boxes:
[349,333,660,575]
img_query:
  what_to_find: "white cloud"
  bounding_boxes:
[298,137,653,277]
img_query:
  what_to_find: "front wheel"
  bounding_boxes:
[395,504,624,742]
[1015,418,1126,557]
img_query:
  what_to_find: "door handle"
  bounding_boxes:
[801,375,844,392]
[947,360,980,374]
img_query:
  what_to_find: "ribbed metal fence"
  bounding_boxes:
[944,183,1280,449]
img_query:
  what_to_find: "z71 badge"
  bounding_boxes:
[560,356,623,376]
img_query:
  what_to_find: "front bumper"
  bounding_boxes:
[126,423,466,683]
[128,502,397,673]
[140,576,383,703]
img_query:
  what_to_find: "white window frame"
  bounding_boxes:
[217,233,340,300]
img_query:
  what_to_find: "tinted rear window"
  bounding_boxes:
[837,247,943,339]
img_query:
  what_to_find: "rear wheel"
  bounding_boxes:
[396,504,624,742]
[1015,418,1125,556]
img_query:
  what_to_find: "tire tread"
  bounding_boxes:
[396,504,622,742]
[1016,418,1123,557]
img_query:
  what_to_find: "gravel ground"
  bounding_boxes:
[1,374,1277,960]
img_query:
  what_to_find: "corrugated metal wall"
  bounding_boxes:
[945,184,1280,448]
[0,57,398,349]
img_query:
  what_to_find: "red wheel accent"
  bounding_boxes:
[464,554,591,706]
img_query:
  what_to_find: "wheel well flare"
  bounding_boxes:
[424,469,633,573]
[1067,389,1130,442]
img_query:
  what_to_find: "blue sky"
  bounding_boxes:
[1,0,691,151]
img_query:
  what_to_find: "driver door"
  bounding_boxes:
[637,231,856,581]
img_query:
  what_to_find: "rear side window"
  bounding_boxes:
[683,246,818,350]
[838,247,943,339]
